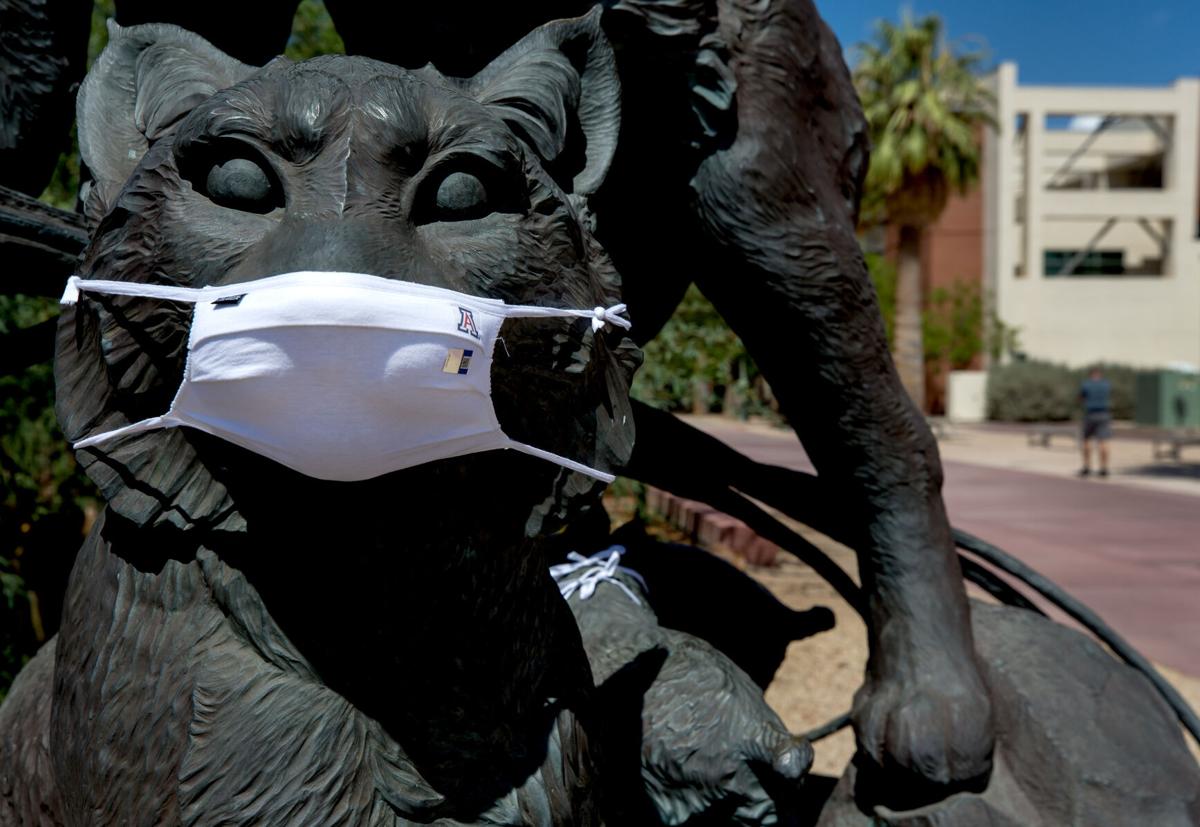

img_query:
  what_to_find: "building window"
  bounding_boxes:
[1044,249,1124,276]
[1041,113,1169,191]
[1041,217,1170,277]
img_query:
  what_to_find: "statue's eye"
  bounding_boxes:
[205,157,280,213]
[186,146,282,214]
[416,160,526,225]
[432,171,491,221]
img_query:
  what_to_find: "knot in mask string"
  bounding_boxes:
[549,545,647,606]
[591,303,630,332]
[62,275,81,305]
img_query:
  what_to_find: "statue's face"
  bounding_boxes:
[98,57,602,305]
[57,20,637,533]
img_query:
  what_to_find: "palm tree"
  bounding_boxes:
[853,13,994,411]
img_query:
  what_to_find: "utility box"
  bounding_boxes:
[1135,371,1200,428]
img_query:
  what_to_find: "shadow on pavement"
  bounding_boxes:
[1121,463,1200,481]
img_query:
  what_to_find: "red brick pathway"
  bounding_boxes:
[683,418,1200,676]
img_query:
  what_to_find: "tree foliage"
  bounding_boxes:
[853,13,994,228]
[285,0,345,61]
[852,13,995,410]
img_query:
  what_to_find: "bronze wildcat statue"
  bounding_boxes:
[1,2,1002,809]
[0,12,818,825]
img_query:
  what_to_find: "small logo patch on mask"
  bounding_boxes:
[442,348,474,375]
[457,307,481,339]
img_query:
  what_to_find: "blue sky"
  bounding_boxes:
[821,1,1200,86]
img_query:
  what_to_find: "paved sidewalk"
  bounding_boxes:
[933,421,1200,498]
[681,416,1200,676]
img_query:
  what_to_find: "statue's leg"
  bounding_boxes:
[680,0,994,795]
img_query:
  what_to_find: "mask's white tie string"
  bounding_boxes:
[62,276,635,335]
[60,275,235,306]
[549,545,647,606]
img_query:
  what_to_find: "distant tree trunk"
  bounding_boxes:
[894,223,926,411]
[722,358,744,418]
[691,377,710,415]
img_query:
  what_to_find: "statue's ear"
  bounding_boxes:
[77,21,254,210]
[467,7,620,197]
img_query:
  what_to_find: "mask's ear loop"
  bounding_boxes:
[73,416,177,449]
[61,275,211,449]
[504,440,616,483]
[493,301,631,484]
[61,275,238,306]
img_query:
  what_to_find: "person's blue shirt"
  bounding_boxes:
[1080,377,1111,414]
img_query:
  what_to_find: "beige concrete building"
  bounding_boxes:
[981,63,1200,369]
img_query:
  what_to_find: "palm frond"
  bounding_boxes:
[852,12,996,226]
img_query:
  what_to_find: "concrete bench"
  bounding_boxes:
[1026,423,1078,447]
[926,416,951,439]
[1152,432,1200,461]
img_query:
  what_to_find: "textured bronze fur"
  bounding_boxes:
[5,14,635,825]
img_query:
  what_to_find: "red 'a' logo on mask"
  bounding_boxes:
[457,307,481,340]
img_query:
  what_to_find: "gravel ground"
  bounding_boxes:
[605,492,1200,776]
[742,527,1200,775]
[748,533,864,777]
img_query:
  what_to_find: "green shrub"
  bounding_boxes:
[987,359,1136,422]
[864,251,1020,368]
[631,285,778,420]
[865,252,896,344]
[924,282,983,370]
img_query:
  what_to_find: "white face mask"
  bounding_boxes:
[61,271,630,484]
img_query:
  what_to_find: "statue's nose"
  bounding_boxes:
[234,217,421,280]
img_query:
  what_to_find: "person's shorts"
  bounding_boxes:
[1082,412,1112,440]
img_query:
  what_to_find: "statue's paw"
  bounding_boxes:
[851,668,994,807]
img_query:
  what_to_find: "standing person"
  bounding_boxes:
[1079,367,1112,477]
